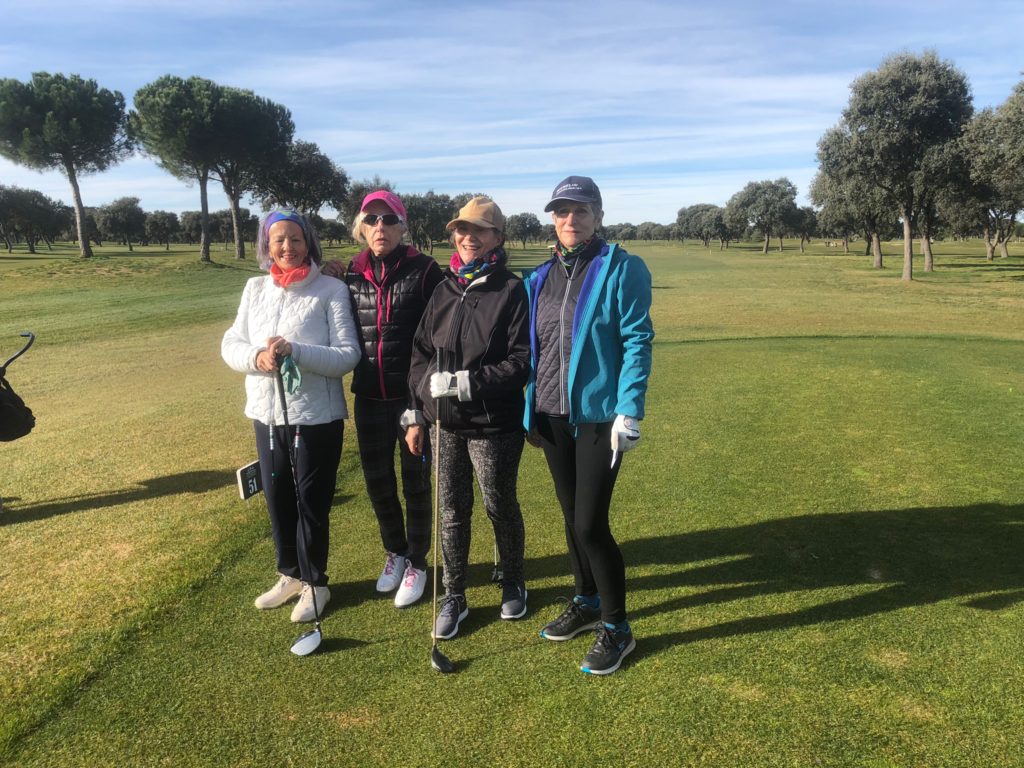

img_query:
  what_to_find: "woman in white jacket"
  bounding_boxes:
[222,209,361,622]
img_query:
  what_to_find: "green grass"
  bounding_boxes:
[2,239,1024,766]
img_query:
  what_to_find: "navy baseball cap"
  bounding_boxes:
[544,175,602,212]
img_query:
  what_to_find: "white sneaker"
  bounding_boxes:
[394,562,427,607]
[254,574,302,610]
[375,552,407,593]
[290,584,331,623]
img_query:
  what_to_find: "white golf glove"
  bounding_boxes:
[430,370,472,401]
[611,414,641,453]
[430,371,457,398]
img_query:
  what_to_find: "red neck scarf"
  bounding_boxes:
[270,262,311,288]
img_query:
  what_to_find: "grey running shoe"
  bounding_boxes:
[539,596,601,641]
[499,580,528,620]
[432,594,469,640]
[580,624,636,675]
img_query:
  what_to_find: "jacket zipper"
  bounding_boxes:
[441,278,494,423]
[557,261,576,415]
[372,264,389,398]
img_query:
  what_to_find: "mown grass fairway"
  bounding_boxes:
[2,239,1023,767]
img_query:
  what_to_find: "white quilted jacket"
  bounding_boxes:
[221,264,362,425]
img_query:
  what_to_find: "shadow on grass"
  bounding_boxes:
[522,503,1024,658]
[2,473,361,530]
[316,635,370,653]
[643,503,1024,653]
[0,254,72,262]
[0,470,233,526]
[940,263,1023,271]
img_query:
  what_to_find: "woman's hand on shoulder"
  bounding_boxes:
[321,259,346,279]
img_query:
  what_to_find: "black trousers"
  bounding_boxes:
[536,414,625,624]
[255,419,344,587]
[354,396,432,569]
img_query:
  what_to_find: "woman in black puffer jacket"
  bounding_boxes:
[326,190,443,608]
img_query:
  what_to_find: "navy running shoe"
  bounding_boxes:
[500,580,528,620]
[432,594,468,640]
[581,624,636,675]
[539,597,601,641]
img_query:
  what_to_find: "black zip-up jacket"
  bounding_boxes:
[345,245,444,400]
[408,261,530,436]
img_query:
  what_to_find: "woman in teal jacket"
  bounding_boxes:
[524,176,653,676]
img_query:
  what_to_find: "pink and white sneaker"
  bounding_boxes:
[376,552,407,593]
[394,561,427,607]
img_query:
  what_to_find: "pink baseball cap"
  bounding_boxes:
[360,190,407,221]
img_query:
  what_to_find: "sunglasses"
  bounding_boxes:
[552,206,594,219]
[363,213,402,226]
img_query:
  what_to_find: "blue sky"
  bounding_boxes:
[2,0,1022,224]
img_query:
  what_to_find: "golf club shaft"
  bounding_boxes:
[275,370,321,626]
[431,414,441,647]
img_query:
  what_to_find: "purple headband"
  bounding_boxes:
[263,209,306,235]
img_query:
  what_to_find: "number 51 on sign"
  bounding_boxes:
[236,460,262,500]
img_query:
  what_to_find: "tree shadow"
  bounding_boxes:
[939,262,1023,271]
[0,470,233,526]
[522,503,1024,658]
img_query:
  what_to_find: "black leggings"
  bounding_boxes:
[255,419,344,587]
[536,414,625,624]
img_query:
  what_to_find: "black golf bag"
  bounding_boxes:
[0,332,36,442]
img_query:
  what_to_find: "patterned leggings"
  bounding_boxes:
[433,428,525,595]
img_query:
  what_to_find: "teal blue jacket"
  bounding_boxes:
[523,241,654,431]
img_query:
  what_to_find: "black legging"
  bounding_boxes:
[535,413,625,624]
[255,419,344,587]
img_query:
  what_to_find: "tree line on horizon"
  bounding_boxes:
[0,181,558,255]
[1,53,1023,278]
[0,179,737,256]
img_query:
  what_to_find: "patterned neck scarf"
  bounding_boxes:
[555,237,595,267]
[450,247,505,285]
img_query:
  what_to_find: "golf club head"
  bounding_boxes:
[491,566,503,583]
[431,644,455,673]
[291,627,323,657]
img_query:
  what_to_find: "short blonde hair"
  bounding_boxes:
[351,210,409,244]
